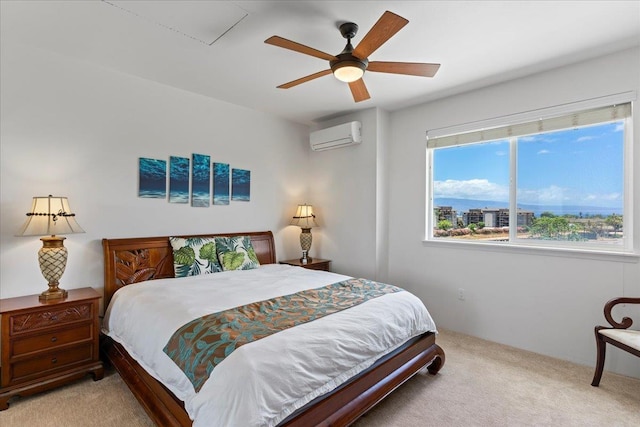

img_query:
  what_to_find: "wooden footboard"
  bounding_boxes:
[101,332,444,427]
[280,331,445,426]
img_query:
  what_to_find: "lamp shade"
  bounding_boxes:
[17,195,84,237]
[290,204,317,229]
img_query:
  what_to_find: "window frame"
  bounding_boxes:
[425,92,637,258]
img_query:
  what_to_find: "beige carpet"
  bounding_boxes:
[1,329,638,426]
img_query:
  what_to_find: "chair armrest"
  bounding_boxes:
[603,297,640,329]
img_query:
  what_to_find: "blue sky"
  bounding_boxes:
[433,121,624,208]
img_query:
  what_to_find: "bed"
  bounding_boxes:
[100,230,445,426]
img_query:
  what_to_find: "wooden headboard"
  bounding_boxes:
[102,231,276,308]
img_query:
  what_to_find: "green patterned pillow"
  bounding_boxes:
[215,235,260,271]
[169,236,223,277]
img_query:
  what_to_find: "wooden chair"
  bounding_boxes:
[591,297,640,386]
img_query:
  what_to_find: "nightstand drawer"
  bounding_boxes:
[12,324,93,357]
[10,344,94,383]
[9,303,93,335]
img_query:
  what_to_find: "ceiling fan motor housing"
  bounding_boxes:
[332,22,368,81]
[330,53,368,74]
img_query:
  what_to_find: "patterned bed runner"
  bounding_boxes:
[163,278,402,392]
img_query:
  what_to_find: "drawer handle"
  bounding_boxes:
[51,357,58,364]
[51,336,58,342]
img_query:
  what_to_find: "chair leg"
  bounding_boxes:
[591,328,606,387]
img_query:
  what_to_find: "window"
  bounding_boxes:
[426,93,634,253]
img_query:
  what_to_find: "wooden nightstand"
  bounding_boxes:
[280,258,331,272]
[0,287,104,410]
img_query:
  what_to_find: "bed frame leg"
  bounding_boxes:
[427,344,446,375]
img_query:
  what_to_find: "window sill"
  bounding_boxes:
[421,239,640,263]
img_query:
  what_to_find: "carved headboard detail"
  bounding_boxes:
[102,231,276,308]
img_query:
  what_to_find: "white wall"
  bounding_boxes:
[387,47,640,378]
[308,108,390,282]
[0,41,309,303]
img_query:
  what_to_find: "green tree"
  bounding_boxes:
[437,219,453,231]
[529,216,570,240]
[605,214,623,237]
[540,211,556,218]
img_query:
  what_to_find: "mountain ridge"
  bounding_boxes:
[434,197,622,217]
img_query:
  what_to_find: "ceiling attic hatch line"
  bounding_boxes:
[101,0,248,46]
[208,13,248,46]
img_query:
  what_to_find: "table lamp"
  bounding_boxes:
[17,195,85,301]
[290,204,318,263]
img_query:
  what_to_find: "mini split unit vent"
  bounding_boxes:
[310,121,362,151]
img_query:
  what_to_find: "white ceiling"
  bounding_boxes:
[1,1,639,125]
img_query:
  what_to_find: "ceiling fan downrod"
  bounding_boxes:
[331,22,367,82]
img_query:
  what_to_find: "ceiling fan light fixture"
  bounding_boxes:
[331,56,367,83]
[333,64,364,83]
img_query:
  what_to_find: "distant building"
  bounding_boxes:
[516,209,535,227]
[463,208,484,226]
[434,206,458,228]
[462,207,534,228]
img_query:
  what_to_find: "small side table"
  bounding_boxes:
[280,258,331,272]
[0,287,104,410]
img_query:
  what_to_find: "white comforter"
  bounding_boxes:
[102,264,437,427]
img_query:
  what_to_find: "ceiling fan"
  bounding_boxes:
[264,10,440,103]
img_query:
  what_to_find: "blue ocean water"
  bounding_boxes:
[191,154,210,206]
[232,169,250,201]
[213,163,230,204]
[169,157,189,203]
[170,156,189,180]
[192,154,210,181]
[139,158,166,198]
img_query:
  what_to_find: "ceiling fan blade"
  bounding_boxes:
[348,79,370,103]
[368,61,440,77]
[277,69,333,89]
[353,11,408,59]
[265,36,337,61]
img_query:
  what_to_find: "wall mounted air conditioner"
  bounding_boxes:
[310,121,362,151]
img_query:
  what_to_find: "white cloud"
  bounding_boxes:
[517,185,571,204]
[436,180,622,208]
[577,135,597,142]
[591,192,622,201]
[517,186,622,206]
[537,149,550,155]
[434,179,509,200]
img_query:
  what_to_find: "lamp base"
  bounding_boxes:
[39,286,68,302]
[38,236,69,302]
[300,250,313,264]
[299,228,313,264]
